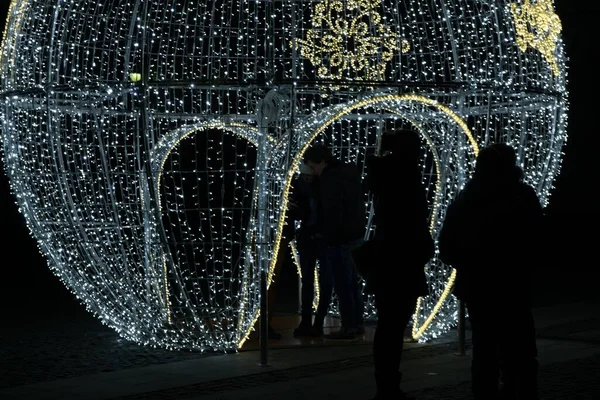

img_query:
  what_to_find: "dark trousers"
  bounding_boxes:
[297,232,333,323]
[326,239,365,329]
[467,301,539,400]
[373,289,417,394]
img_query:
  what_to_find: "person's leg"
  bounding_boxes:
[340,240,365,330]
[326,245,352,332]
[499,306,539,400]
[373,290,416,398]
[314,237,333,334]
[325,242,360,339]
[468,302,501,400]
[298,234,317,320]
[294,233,317,336]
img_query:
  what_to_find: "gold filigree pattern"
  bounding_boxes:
[510,0,562,76]
[296,0,409,92]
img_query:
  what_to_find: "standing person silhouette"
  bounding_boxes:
[303,144,366,340]
[364,129,432,400]
[439,143,543,400]
[289,162,333,337]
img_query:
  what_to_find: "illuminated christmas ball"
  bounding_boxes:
[0,0,567,350]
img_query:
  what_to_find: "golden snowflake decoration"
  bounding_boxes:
[510,0,562,76]
[296,0,409,92]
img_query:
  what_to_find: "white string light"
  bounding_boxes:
[0,0,567,350]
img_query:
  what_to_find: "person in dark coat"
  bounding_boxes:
[439,143,543,400]
[303,144,366,340]
[289,162,333,337]
[364,129,432,400]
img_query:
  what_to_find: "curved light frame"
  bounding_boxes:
[240,93,480,347]
[0,0,566,351]
[145,121,273,342]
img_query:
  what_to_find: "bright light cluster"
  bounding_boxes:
[295,0,411,93]
[511,0,562,76]
[0,0,568,351]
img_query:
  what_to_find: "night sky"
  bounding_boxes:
[0,1,597,317]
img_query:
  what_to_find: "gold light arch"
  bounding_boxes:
[239,93,480,346]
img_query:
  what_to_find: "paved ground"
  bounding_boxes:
[0,310,218,389]
[1,297,599,400]
[1,263,599,399]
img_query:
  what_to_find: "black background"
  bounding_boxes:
[0,1,597,319]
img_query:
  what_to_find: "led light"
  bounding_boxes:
[0,0,568,350]
[511,0,562,76]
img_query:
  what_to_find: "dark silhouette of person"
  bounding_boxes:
[439,143,543,400]
[303,143,366,340]
[364,129,432,400]
[289,162,333,337]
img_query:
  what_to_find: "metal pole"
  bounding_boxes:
[457,299,466,355]
[256,110,270,367]
[483,91,493,147]
[259,257,269,366]
[258,0,275,367]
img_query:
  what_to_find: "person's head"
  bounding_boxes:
[298,161,316,183]
[303,143,334,177]
[474,143,521,180]
[490,142,517,168]
[380,129,422,164]
[491,142,524,181]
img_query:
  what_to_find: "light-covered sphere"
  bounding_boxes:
[0,0,567,351]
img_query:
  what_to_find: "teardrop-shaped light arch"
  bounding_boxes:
[250,93,480,345]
